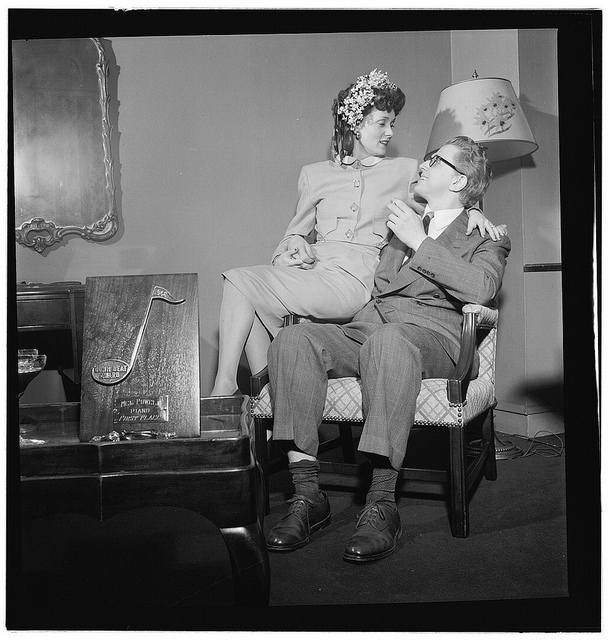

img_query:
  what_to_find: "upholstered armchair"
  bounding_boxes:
[250,304,499,538]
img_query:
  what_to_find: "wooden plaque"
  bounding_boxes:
[80,274,200,441]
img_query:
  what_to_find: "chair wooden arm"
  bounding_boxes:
[283,314,353,327]
[250,366,269,397]
[446,305,496,405]
[462,303,498,327]
[447,310,478,405]
[283,314,311,327]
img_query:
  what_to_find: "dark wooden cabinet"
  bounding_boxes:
[17,283,85,399]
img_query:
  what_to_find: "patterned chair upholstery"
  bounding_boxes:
[250,304,499,538]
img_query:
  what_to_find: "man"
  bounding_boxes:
[265,136,510,562]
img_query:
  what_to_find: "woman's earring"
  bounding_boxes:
[354,131,361,140]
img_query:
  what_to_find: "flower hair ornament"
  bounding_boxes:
[337,69,398,130]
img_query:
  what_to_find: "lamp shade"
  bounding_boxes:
[425,77,538,163]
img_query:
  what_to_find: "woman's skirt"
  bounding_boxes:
[223,262,372,337]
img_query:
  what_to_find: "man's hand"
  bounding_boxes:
[387,199,427,251]
[404,190,426,215]
[273,235,316,269]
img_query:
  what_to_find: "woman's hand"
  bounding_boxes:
[273,236,316,269]
[466,207,508,241]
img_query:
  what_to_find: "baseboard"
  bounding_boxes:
[494,409,564,438]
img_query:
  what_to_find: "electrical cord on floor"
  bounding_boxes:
[496,430,564,458]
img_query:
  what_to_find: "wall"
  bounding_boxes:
[16,31,452,395]
[452,29,563,436]
[16,29,563,434]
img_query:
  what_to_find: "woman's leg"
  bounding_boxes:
[211,280,272,396]
[211,280,254,395]
[244,315,272,377]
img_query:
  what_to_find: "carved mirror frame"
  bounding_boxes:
[13,37,118,253]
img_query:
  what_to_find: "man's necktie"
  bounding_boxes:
[423,211,434,235]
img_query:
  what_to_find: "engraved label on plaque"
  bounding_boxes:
[92,359,129,383]
[113,395,169,424]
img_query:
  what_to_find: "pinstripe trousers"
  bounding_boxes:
[267,321,455,470]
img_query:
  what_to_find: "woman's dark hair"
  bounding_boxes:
[331,84,406,160]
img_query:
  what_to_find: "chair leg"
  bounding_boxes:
[253,416,270,516]
[338,423,357,463]
[482,409,498,481]
[448,424,469,538]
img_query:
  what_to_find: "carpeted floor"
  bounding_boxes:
[9,432,598,631]
[264,438,569,607]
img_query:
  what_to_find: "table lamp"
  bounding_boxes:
[425,74,539,459]
[425,74,538,162]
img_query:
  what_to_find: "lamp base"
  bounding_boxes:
[468,432,523,460]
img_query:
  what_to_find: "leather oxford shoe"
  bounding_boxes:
[266,492,330,551]
[343,500,402,563]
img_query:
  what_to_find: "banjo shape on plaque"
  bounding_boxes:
[91,286,186,385]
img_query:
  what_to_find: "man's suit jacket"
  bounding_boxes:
[342,209,511,362]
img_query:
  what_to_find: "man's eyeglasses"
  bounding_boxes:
[428,154,466,176]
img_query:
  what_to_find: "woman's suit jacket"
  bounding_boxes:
[271,156,419,292]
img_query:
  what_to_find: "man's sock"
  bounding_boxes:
[289,459,323,502]
[366,466,399,505]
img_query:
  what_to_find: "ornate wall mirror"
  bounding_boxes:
[12,37,118,253]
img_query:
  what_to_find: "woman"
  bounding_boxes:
[211,69,500,396]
